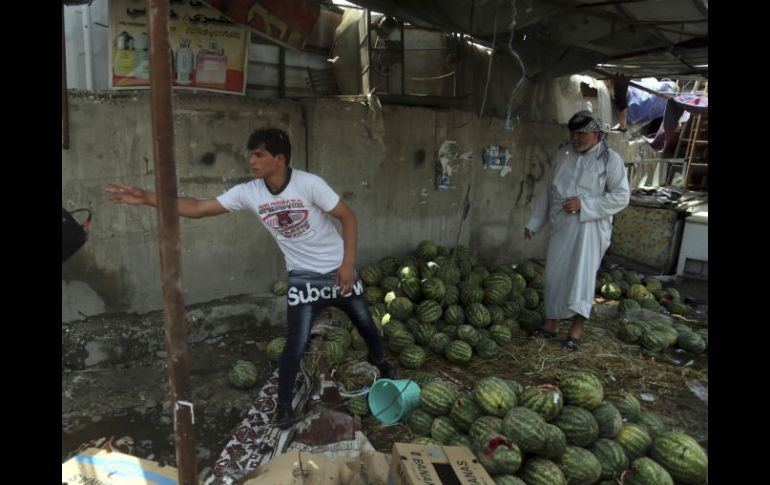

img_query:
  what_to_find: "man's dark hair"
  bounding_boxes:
[247,128,291,165]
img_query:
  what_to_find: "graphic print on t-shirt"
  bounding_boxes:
[259,198,314,241]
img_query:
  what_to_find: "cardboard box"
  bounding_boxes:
[62,447,178,485]
[241,450,391,485]
[389,443,495,485]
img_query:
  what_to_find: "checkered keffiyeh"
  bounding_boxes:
[568,110,609,133]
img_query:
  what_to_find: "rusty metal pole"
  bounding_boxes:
[146,1,197,483]
[62,3,69,150]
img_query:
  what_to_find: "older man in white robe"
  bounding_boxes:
[524,110,630,351]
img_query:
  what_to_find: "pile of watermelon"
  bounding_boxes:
[358,240,546,369]
[617,311,708,355]
[595,266,692,318]
[396,370,708,485]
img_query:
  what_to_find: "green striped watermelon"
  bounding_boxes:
[378,256,399,276]
[558,371,604,410]
[415,240,439,261]
[537,423,567,460]
[419,380,458,416]
[501,407,547,452]
[444,339,473,364]
[465,302,491,328]
[387,297,414,320]
[407,408,434,435]
[677,332,706,354]
[421,277,446,302]
[559,446,602,485]
[500,301,521,319]
[408,371,436,387]
[522,288,540,309]
[606,391,641,421]
[447,434,473,449]
[468,416,503,445]
[325,327,352,349]
[457,325,482,347]
[475,338,498,359]
[437,262,461,286]
[265,337,286,363]
[443,305,465,326]
[399,344,427,369]
[493,475,526,485]
[552,405,600,447]
[399,277,423,302]
[416,299,443,323]
[430,415,461,444]
[228,360,258,389]
[427,332,451,354]
[382,319,406,339]
[346,397,369,416]
[649,431,708,484]
[441,285,460,307]
[592,401,624,438]
[388,331,415,353]
[504,379,524,401]
[322,340,345,364]
[621,457,674,485]
[520,458,566,485]
[486,305,505,325]
[636,411,667,439]
[271,281,288,296]
[615,423,653,460]
[488,324,512,346]
[618,323,644,343]
[449,394,484,432]
[380,275,400,292]
[460,283,485,305]
[474,377,518,417]
[484,435,522,474]
[363,286,385,305]
[590,438,629,480]
[411,436,442,446]
[360,264,383,286]
[518,309,544,334]
[520,384,564,421]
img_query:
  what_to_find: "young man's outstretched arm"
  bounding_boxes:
[106,182,228,219]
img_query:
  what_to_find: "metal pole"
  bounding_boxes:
[62,3,69,150]
[146,1,197,483]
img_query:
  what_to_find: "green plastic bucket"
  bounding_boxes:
[367,378,421,425]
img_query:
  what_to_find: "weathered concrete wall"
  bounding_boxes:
[63,91,591,321]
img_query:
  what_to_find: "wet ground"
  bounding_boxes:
[62,322,286,479]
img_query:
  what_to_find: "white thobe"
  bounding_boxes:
[526,141,630,319]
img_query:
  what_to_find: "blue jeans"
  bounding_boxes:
[278,269,385,404]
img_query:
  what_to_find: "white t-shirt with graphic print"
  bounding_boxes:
[216,169,343,273]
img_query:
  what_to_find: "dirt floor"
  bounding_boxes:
[62,277,708,481]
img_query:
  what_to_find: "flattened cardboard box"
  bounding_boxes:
[62,447,178,485]
[389,443,494,485]
[241,450,391,485]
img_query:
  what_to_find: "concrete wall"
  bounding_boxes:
[63,91,612,322]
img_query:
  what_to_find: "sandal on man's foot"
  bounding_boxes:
[562,337,581,352]
[531,328,556,339]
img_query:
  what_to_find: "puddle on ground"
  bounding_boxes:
[62,401,246,473]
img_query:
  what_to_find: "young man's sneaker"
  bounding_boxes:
[275,402,293,429]
[368,356,397,379]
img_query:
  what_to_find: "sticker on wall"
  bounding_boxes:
[436,140,473,190]
[483,145,513,177]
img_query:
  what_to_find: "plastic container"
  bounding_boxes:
[367,378,421,425]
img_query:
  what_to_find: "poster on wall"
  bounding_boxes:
[204,0,321,51]
[482,145,513,177]
[109,0,250,94]
[436,140,474,190]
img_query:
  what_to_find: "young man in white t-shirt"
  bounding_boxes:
[106,128,396,429]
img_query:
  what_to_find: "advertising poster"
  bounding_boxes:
[110,0,249,94]
[205,0,321,50]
